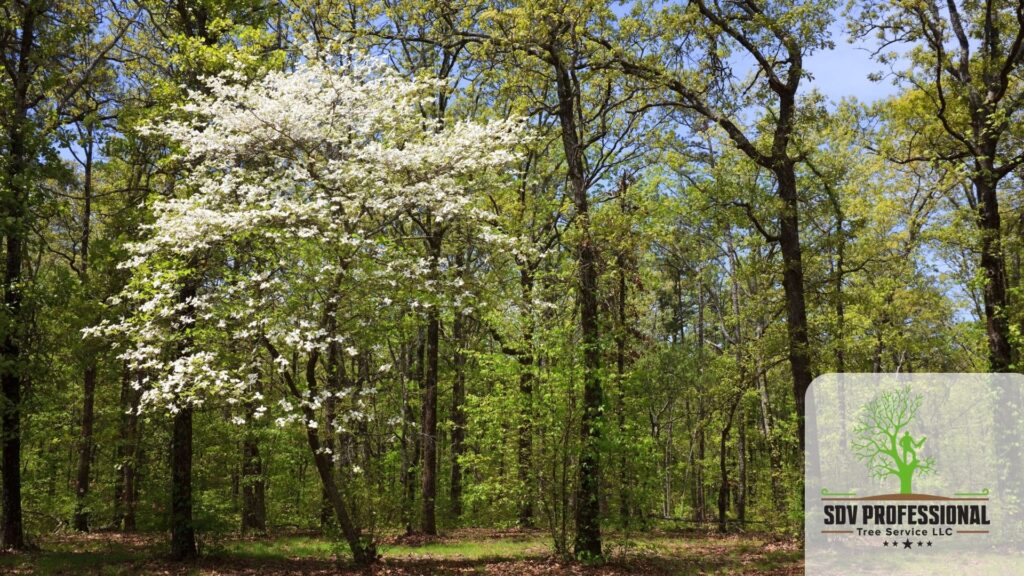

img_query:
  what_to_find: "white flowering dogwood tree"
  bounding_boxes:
[92,49,525,563]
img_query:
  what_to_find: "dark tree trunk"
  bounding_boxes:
[834,238,846,373]
[1,193,25,550]
[115,367,141,532]
[0,275,25,549]
[775,164,813,453]
[693,279,707,524]
[170,406,196,560]
[662,419,673,518]
[241,370,266,535]
[306,352,375,564]
[974,176,1013,372]
[694,414,705,523]
[241,435,266,534]
[450,308,467,520]
[421,233,441,535]
[421,309,439,535]
[517,268,535,528]
[74,130,96,532]
[73,365,97,531]
[307,423,375,563]
[169,279,198,560]
[0,6,34,550]
[551,46,603,560]
[737,407,746,523]
[615,182,633,527]
[718,397,740,533]
[320,329,344,531]
[401,336,423,534]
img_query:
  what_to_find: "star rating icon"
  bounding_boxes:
[884,539,933,549]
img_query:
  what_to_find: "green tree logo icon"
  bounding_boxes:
[852,387,935,494]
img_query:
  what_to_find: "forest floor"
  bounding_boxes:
[0,528,802,575]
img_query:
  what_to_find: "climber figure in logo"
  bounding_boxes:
[854,387,936,494]
[900,431,926,465]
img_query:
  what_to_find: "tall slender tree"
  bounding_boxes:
[851,0,1024,371]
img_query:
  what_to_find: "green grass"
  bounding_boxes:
[215,535,339,560]
[382,537,548,559]
[217,533,550,561]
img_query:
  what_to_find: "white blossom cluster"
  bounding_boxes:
[93,48,527,426]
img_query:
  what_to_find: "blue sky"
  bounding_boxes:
[805,21,900,104]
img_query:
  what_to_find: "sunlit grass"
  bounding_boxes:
[217,535,338,559]
[219,533,551,561]
[383,537,549,559]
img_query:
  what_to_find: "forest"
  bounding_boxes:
[1,0,1023,574]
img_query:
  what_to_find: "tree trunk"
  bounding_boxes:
[401,336,423,534]
[974,176,1013,372]
[241,391,266,537]
[550,45,603,560]
[450,307,467,520]
[662,419,673,518]
[775,164,813,453]
[513,266,536,527]
[73,366,97,531]
[170,406,197,560]
[421,273,440,535]
[0,8,33,547]
[262,341,376,563]
[737,407,746,523]
[74,131,96,532]
[694,415,705,523]
[169,278,198,560]
[694,280,707,524]
[615,199,630,526]
[834,250,846,374]
[1,186,26,552]
[754,363,784,513]
[241,436,266,534]
[305,416,375,564]
[115,367,141,532]
[718,396,740,533]
[320,331,344,531]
